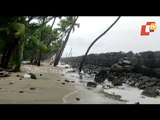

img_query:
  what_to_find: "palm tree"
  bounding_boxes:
[54,16,79,66]
[0,16,26,70]
[78,16,121,75]
[36,16,55,66]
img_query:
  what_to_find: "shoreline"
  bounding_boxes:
[63,64,160,104]
[0,64,124,104]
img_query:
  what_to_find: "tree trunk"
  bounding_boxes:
[0,38,18,69]
[13,40,24,71]
[0,40,9,67]
[50,17,56,29]
[54,16,78,66]
[36,17,46,66]
[53,31,71,66]
[37,51,41,66]
[30,48,36,63]
[0,17,25,70]
[78,16,121,74]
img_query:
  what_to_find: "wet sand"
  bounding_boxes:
[0,65,124,104]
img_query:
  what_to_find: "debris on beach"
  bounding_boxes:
[0,71,10,77]
[76,98,80,101]
[23,74,31,78]
[65,79,70,82]
[23,73,37,79]
[9,82,13,85]
[16,74,21,77]
[30,87,36,90]
[17,74,24,78]
[29,73,37,79]
[19,91,24,93]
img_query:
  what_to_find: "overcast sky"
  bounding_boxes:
[49,16,160,57]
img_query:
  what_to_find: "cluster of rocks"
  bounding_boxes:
[84,57,160,97]
[62,51,160,98]
[16,73,37,79]
[107,72,160,97]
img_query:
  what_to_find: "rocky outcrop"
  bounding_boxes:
[110,57,134,73]
[87,82,97,88]
[94,69,108,83]
[62,51,160,78]
[141,86,160,97]
[62,51,160,97]
[61,51,134,69]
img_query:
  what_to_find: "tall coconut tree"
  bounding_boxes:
[78,16,121,75]
[54,16,79,66]
[0,16,26,70]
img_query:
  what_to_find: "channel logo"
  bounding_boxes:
[140,22,156,36]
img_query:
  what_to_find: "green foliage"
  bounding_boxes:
[23,18,63,61]
[0,16,27,69]
[13,23,25,39]
[57,16,79,38]
[0,16,80,69]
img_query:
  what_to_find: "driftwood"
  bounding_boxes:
[0,71,10,77]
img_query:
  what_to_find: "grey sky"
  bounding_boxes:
[49,16,160,57]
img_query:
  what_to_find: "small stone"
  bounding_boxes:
[57,80,60,81]
[16,74,21,77]
[29,73,37,79]
[40,74,42,76]
[30,87,36,90]
[87,82,97,88]
[62,83,65,85]
[76,98,80,101]
[65,79,70,82]
[135,102,140,104]
[19,91,24,93]
[71,81,75,83]
[19,78,22,80]
[9,83,13,85]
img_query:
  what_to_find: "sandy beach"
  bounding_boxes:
[0,64,124,104]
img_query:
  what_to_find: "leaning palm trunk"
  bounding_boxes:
[54,16,79,66]
[12,39,25,71]
[78,16,121,75]
[36,17,45,66]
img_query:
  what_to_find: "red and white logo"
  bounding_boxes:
[140,22,156,36]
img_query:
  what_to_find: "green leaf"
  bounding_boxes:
[12,23,25,39]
